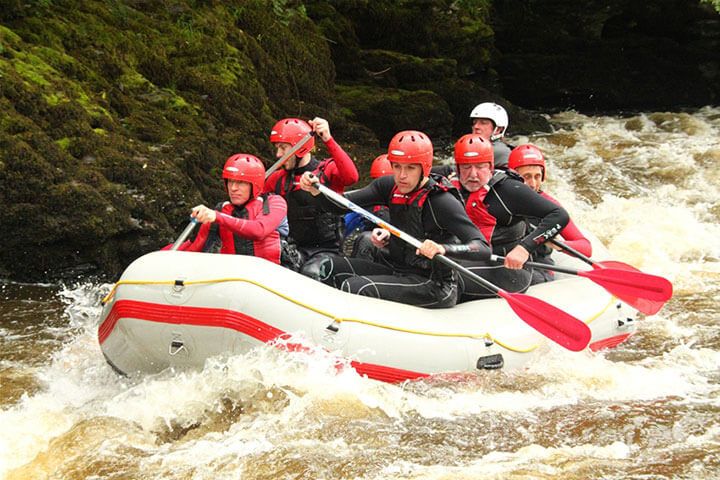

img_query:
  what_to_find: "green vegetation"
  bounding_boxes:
[701,0,720,13]
[0,0,338,279]
[0,0,505,281]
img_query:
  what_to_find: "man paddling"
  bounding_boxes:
[298,130,491,308]
[265,117,359,273]
[436,134,570,299]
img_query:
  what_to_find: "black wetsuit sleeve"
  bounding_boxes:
[494,180,569,253]
[425,192,491,261]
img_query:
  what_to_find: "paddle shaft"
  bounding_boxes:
[548,237,595,267]
[490,254,581,276]
[265,131,316,178]
[524,220,594,267]
[170,219,198,251]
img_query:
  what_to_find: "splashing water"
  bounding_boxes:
[1,108,719,479]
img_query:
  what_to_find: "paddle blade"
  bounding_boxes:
[593,260,641,272]
[578,268,673,315]
[498,291,592,352]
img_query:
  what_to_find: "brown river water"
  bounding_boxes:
[1,108,719,479]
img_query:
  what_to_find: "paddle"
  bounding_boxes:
[311,180,592,352]
[490,254,672,315]
[170,132,315,250]
[547,235,672,314]
[170,218,199,251]
[546,236,638,271]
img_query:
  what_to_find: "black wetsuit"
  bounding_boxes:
[433,165,569,299]
[309,175,491,308]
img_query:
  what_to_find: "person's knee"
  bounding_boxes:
[300,254,335,283]
[530,268,554,285]
[341,277,380,298]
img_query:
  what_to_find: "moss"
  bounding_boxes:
[358,49,457,88]
[336,84,453,144]
[0,1,381,280]
[55,137,71,149]
[118,70,151,92]
[0,25,23,53]
[43,91,67,105]
[11,51,55,86]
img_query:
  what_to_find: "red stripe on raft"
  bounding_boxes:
[350,361,429,383]
[98,299,428,383]
[98,299,284,344]
[589,333,631,352]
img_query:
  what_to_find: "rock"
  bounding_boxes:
[336,85,453,145]
[493,0,720,110]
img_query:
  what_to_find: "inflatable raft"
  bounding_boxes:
[97,246,638,383]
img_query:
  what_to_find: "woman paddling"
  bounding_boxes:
[172,154,287,264]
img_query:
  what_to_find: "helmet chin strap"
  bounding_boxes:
[490,125,506,142]
[413,175,429,192]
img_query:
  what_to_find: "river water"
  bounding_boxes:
[1,108,719,479]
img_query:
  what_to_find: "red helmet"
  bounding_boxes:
[387,130,433,177]
[369,154,392,178]
[222,154,266,198]
[454,134,494,168]
[508,144,546,180]
[269,118,314,157]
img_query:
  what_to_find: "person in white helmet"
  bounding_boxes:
[469,102,512,169]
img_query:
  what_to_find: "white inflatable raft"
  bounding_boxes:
[97,246,637,382]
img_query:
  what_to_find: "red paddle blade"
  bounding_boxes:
[498,291,591,352]
[578,268,673,315]
[593,260,641,272]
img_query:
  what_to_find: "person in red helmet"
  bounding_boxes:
[173,154,288,264]
[265,117,359,272]
[434,134,569,298]
[298,130,491,308]
[369,154,392,178]
[508,144,592,282]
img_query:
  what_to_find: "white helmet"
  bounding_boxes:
[469,102,508,140]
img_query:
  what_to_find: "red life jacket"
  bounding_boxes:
[208,195,281,264]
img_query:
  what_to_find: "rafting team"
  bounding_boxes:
[174,103,593,309]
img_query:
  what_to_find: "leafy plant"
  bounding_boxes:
[700,0,720,13]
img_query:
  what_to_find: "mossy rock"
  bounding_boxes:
[357,49,457,89]
[336,84,453,145]
[308,0,495,81]
[0,1,343,280]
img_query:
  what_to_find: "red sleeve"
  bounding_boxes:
[540,191,592,257]
[182,223,211,252]
[559,218,593,256]
[322,137,359,191]
[263,170,285,195]
[213,196,287,240]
